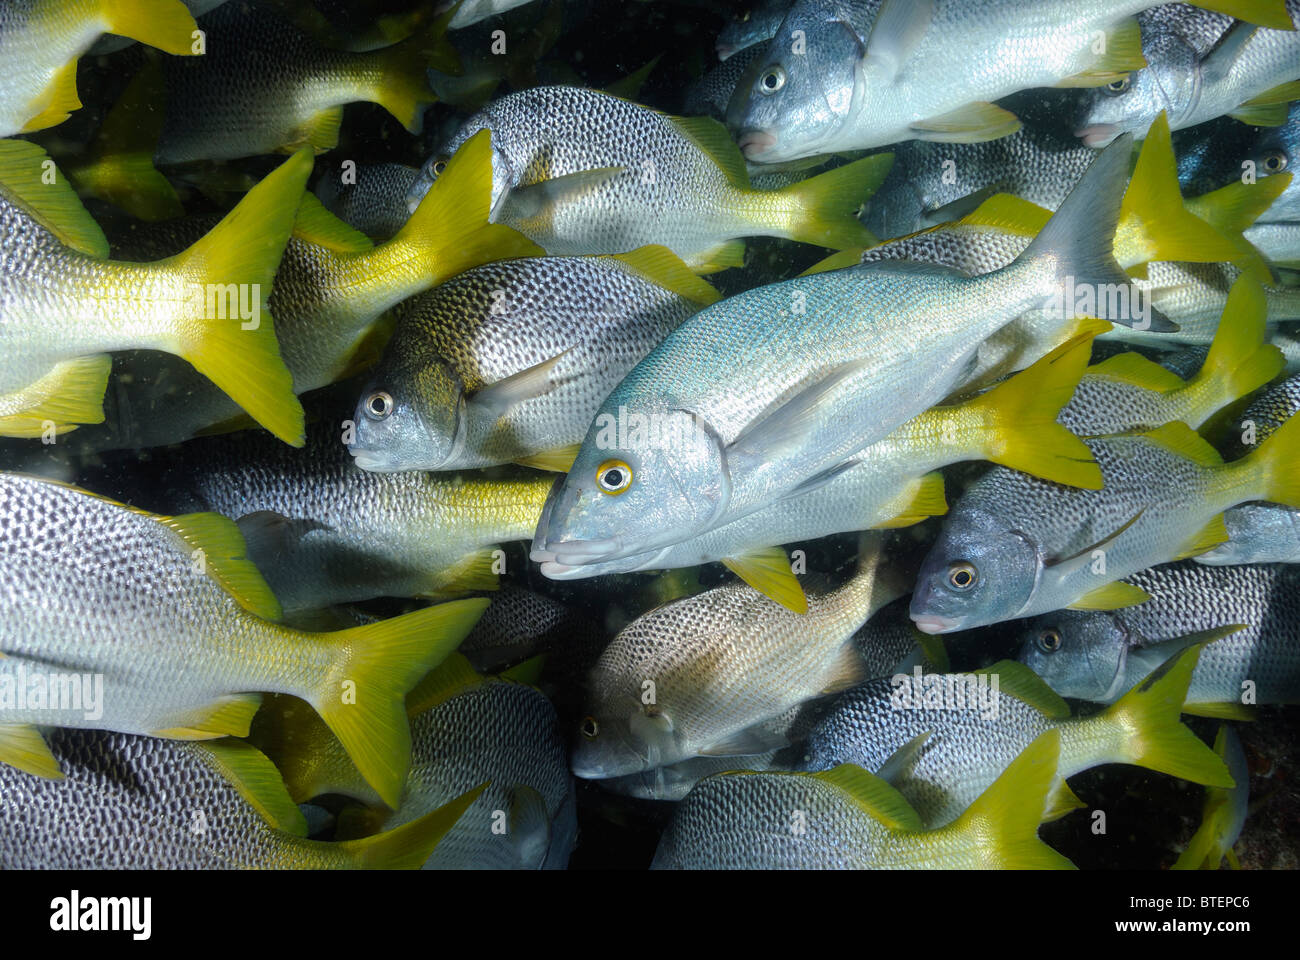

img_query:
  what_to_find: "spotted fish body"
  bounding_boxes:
[314,162,418,241]
[406,85,881,268]
[572,554,903,780]
[137,420,553,616]
[348,253,707,472]
[1019,561,1300,705]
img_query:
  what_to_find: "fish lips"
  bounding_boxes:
[1075,123,1122,148]
[737,129,778,160]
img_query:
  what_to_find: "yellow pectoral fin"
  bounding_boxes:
[0,724,63,779]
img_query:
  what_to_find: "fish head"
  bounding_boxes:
[1246,107,1298,219]
[1018,610,1131,701]
[532,407,728,564]
[572,695,680,779]
[1075,37,1197,147]
[909,508,1039,634]
[407,118,514,215]
[347,359,463,472]
[730,10,864,163]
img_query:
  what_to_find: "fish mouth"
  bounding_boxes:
[348,448,401,472]
[1075,123,1121,148]
[911,613,961,635]
[716,42,736,59]
[539,537,625,565]
[737,130,777,160]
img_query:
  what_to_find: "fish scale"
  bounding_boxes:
[349,254,701,471]
[1020,561,1300,704]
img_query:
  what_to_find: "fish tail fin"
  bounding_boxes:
[962,324,1106,488]
[1186,276,1283,418]
[1119,113,1240,268]
[1015,136,1173,331]
[369,14,459,134]
[100,0,201,56]
[331,783,487,868]
[308,598,489,809]
[1103,645,1235,787]
[774,155,893,250]
[941,730,1076,869]
[1245,397,1300,507]
[168,149,312,446]
[1183,0,1295,30]
[391,128,542,283]
[66,63,182,221]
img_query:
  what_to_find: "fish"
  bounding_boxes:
[348,246,717,474]
[531,137,1166,568]
[68,128,539,452]
[1245,102,1299,223]
[649,729,1075,869]
[251,654,576,870]
[731,0,1292,161]
[1199,375,1300,564]
[1018,561,1300,709]
[154,2,457,164]
[571,535,907,780]
[314,162,418,241]
[539,330,1104,607]
[106,416,554,617]
[1173,725,1250,869]
[405,85,889,272]
[1057,275,1283,435]
[1076,2,1300,147]
[457,584,604,676]
[0,729,483,869]
[0,472,488,808]
[717,0,788,59]
[0,140,308,445]
[910,408,1300,633]
[0,0,197,138]
[803,645,1233,827]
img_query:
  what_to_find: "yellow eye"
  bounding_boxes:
[581,716,599,739]
[1105,77,1130,94]
[595,459,633,495]
[431,159,448,177]
[1038,629,1062,653]
[948,563,977,590]
[1263,150,1288,173]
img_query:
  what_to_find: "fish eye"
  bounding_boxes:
[595,459,633,495]
[581,716,599,740]
[364,391,394,421]
[758,66,786,95]
[1104,77,1130,95]
[1037,629,1062,653]
[431,159,448,177]
[1263,150,1288,173]
[948,562,977,590]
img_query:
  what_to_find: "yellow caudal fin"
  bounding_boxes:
[307,598,490,809]
[367,13,459,134]
[1186,0,1295,29]
[65,63,183,222]
[1102,645,1235,787]
[0,724,63,779]
[165,149,312,446]
[1116,113,1240,270]
[1185,276,1284,422]
[937,730,1076,868]
[101,0,201,56]
[1244,398,1300,508]
[773,155,894,250]
[390,129,543,286]
[961,324,1106,489]
[333,783,488,869]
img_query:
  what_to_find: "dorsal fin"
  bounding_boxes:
[668,115,751,188]
[200,738,309,836]
[1143,421,1224,466]
[293,193,374,252]
[813,763,925,832]
[0,140,108,257]
[974,661,1070,719]
[611,245,721,305]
